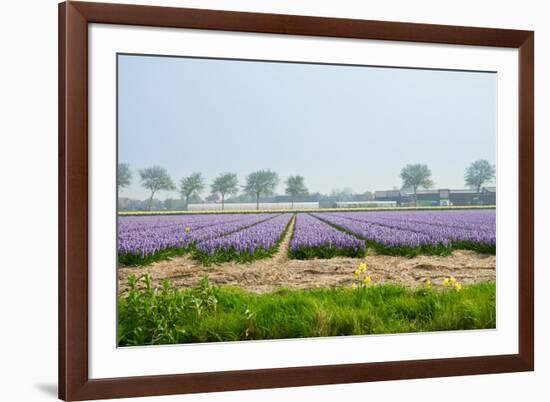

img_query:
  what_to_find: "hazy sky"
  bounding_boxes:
[118,54,497,200]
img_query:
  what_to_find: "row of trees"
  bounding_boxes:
[118,159,495,210]
[400,159,496,205]
[118,165,308,211]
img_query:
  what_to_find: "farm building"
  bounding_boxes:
[274,195,321,204]
[375,187,496,206]
[374,190,410,206]
[335,201,397,208]
[188,202,319,211]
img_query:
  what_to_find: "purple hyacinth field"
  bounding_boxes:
[289,213,366,259]
[195,214,293,264]
[118,213,275,264]
[311,209,495,254]
[118,209,495,265]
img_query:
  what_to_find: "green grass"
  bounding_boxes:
[288,245,367,260]
[448,241,495,254]
[118,275,496,346]
[365,240,495,257]
[193,247,278,266]
[118,247,191,266]
[118,239,494,266]
[364,240,453,257]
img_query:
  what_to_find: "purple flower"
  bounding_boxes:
[118,213,275,258]
[311,210,495,248]
[196,214,293,256]
[290,214,365,257]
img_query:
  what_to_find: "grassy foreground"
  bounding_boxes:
[118,275,496,346]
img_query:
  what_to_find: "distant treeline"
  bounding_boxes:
[118,159,495,211]
[118,189,376,212]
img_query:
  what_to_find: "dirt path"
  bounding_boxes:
[272,214,295,263]
[118,219,495,295]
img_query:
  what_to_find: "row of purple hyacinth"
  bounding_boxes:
[195,214,293,257]
[118,209,496,263]
[290,214,365,256]
[119,214,248,233]
[311,210,495,248]
[346,210,495,232]
[118,213,276,258]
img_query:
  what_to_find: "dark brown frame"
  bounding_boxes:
[59,1,534,400]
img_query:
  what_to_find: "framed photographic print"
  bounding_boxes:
[59,1,534,400]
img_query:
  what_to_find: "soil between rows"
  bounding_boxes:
[118,215,495,295]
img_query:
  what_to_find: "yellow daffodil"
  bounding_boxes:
[449,276,457,284]
[359,262,367,272]
[443,278,450,287]
[354,270,360,278]
[425,279,432,289]
[454,282,463,291]
[363,276,372,286]
[351,283,358,290]
[185,227,191,233]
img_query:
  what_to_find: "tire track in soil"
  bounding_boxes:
[259,214,296,283]
[271,214,295,263]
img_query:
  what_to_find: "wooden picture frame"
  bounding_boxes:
[59,1,534,400]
